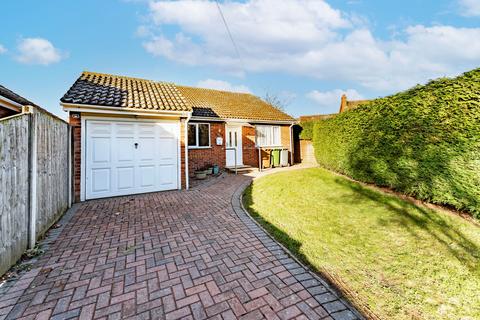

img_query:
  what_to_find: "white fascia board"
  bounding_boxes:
[228,118,297,125]
[0,96,23,111]
[247,119,297,125]
[61,102,191,118]
[191,116,296,125]
[189,116,224,122]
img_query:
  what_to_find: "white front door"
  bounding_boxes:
[225,125,243,167]
[85,119,179,200]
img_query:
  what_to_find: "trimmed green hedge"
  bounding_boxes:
[313,69,480,217]
[299,121,314,140]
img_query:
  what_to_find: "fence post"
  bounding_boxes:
[68,125,72,208]
[26,106,37,249]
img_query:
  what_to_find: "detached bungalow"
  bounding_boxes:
[61,72,296,201]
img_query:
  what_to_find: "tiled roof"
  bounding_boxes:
[0,84,37,107]
[61,72,295,122]
[298,114,336,122]
[61,72,190,112]
[345,100,370,112]
[192,107,219,118]
[178,86,295,122]
[339,94,370,113]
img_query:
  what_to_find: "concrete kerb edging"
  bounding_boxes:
[232,173,367,320]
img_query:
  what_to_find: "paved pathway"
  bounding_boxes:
[0,170,361,320]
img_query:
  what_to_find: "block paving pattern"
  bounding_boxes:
[0,174,361,320]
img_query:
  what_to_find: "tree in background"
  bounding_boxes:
[263,92,294,111]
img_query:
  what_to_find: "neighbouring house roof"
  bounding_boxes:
[344,100,370,111]
[0,84,36,107]
[61,71,295,122]
[0,84,66,122]
[339,94,369,113]
[60,72,191,112]
[177,86,295,122]
[298,114,336,122]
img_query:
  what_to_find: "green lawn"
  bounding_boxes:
[243,168,480,320]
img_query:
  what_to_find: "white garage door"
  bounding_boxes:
[85,119,179,200]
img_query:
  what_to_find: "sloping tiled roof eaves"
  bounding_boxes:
[61,72,295,122]
[61,72,191,112]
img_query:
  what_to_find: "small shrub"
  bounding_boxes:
[24,245,44,258]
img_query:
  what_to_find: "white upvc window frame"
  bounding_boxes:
[255,125,282,147]
[188,122,211,149]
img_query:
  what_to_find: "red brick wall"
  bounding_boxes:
[180,119,187,189]
[242,126,259,167]
[69,112,82,202]
[281,125,292,165]
[188,122,226,175]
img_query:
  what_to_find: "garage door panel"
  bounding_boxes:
[91,168,111,193]
[138,137,155,161]
[117,167,135,190]
[86,119,179,200]
[138,124,156,135]
[90,122,112,135]
[158,165,176,186]
[158,137,177,161]
[115,123,135,135]
[116,137,135,162]
[138,165,156,187]
[157,124,175,136]
[91,137,111,164]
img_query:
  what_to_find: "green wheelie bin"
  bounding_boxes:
[270,149,281,167]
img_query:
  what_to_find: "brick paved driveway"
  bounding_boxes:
[0,173,361,320]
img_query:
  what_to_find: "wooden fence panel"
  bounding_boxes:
[0,108,70,276]
[0,114,30,275]
[34,110,69,238]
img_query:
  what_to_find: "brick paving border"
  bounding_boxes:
[233,179,363,320]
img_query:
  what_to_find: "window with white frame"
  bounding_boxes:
[188,123,210,148]
[255,125,281,147]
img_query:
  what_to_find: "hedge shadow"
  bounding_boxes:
[313,69,480,217]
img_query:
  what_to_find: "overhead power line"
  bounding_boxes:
[214,0,244,70]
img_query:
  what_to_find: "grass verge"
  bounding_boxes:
[243,168,480,320]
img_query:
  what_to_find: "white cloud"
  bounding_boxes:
[459,0,480,16]
[0,44,6,54]
[143,0,350,70]
[196,79,251,93]
[16,38,64,65]
[307,89,363,112]
[310,25,480,91]
[141,0,480,93]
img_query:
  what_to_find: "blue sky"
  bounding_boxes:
[1,0,479,119]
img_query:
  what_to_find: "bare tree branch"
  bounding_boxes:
[263,92,293,111]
